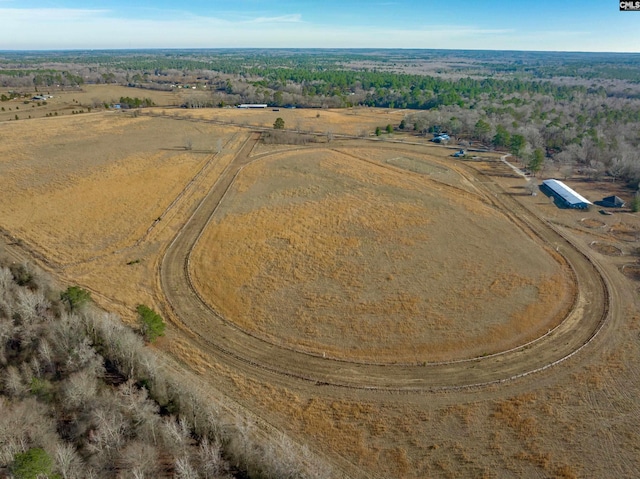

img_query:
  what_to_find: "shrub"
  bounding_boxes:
[137,304,165,342]
[273,117,285,129]
[9,263,36,289]
[262,130,312,145]
[30,377,53,402]
[60,286,91,312]
[11,448,57,479]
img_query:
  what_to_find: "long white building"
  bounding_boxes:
[541,179,592,209]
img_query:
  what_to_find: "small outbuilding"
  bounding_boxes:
[601,195,625,208]
[541,179,592,209]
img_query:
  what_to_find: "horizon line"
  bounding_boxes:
[1,47,639,55]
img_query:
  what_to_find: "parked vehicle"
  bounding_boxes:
[431,133,450,143]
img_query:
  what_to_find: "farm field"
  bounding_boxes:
[0,84,182,122]
[2,88,640,478]
[174,105,407,137]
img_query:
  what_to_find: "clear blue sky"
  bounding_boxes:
[1,0,639,52]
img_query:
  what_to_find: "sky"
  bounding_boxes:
[0,0,639,52]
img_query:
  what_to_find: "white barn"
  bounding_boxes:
[541,179,592,209]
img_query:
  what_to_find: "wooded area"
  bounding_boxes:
[0,257,329,478]
[2,49,638,185]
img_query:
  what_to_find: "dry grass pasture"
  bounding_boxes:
[0,85,182,122]
[173,105,406,137]
[2,86,640,479]
[190,148,572,362]
[0,110,242,317]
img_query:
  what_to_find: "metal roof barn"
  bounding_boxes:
[541,179,592,209]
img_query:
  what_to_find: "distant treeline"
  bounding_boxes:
[2,49,640,186]
[2,49,640,81]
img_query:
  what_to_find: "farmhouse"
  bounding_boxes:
[541,179,592,209]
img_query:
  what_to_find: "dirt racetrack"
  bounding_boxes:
[189,147,572,364]
[161,134,609,391]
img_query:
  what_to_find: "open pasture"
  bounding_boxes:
[2,98,638,478]
[173,105,407,137]
[190,146,573,363]
[0,113,236,264]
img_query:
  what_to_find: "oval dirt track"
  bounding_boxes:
[160,133,610,392]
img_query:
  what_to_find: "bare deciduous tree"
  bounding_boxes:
[4,365,27,397]
[118,440,159,479]
[197,437,227,478]
[175,456,198,479]
[63,369,98,409]
[88,407,127,454]
[16,288,49,324]
[55,443,83,479]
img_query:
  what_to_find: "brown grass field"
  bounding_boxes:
[190,148,571,363]
[2,85,640,478]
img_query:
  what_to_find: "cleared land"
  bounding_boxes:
[176,106,406,137]
[190,147,572,363]
[0,84,181,122]
[0,111,242,317]
[0,114,229,262]
[2,90,639,478]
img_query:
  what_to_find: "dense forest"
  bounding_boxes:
[1,48,639,182]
